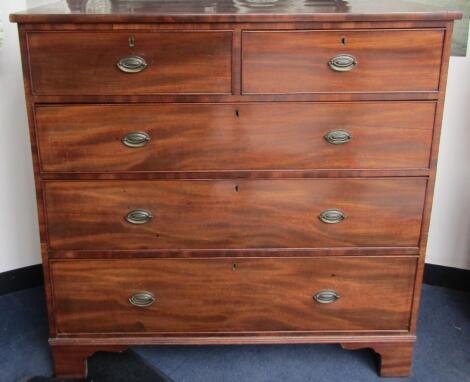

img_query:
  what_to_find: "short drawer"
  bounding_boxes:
[36,102,435,172]
[44,178,426,250]
[27,31,232,95]
[242,29,444,94]
[51,256,416,334]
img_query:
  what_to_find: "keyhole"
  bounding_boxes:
[234,185,239,192]
[341,36,347,46]
[128,36,135,47]
[235,109,240,118]
[232,263,238,271]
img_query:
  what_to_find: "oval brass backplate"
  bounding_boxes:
[313,290,340,304]
[117,55,148,73]
[125,209,153,225]
[324,130,352,145]
[328,54,357,72]
[122,131,151,148]
[319,209,346,224]
[129,291,156,307]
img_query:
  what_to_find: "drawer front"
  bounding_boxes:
[45,179,426,250]
[28,32,232,95]
[51,257,416,334]
[36,102,435,172]
[242,30,444,94]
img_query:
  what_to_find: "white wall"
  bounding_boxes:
[0,1,469,273]
[0,0,41,273]
[426,30,470,270]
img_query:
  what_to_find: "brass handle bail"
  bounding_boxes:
[122,131,150,148]
[324,130,352,145]
[117,56,147,73]
[319,209,346,224]
[313,290,341,304]
[125,209,153,225]
[129,291,155,307]
[329,54,357,72]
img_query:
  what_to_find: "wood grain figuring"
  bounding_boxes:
[10,1,460,378]
[50,257,416,334]
[28,31,232,95]
[36,102,435,172]
[242,29,444,94]
[44,178,427,250]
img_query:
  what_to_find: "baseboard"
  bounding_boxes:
[0,264,43,296]
[0,263,468,296]
[423,263,470,292]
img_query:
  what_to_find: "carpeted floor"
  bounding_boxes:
[0,285,468,382]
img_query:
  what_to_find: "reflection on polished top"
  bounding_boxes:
[10,0,463,23]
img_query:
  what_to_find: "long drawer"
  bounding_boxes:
[27,32,232,95]
[44,179,426,250]
[242,29,444,94]
[36,102,435,172]
[51,256,416,334]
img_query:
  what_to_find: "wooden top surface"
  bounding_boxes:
[10,0,463,23]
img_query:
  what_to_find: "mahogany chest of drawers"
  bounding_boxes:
[11,0,461,378]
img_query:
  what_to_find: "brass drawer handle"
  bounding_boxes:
[313,290,340,304]
[324,130,352,145]
[117,55,147,73]
[328,54,357,72]
[319,209,346,224]
[129,291,155,307]
[125,209,153,225]
[122,131,150,148]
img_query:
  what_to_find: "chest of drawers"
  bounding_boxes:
[10,0,461,378]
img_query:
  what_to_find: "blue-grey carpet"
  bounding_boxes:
[1,285,468,382]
